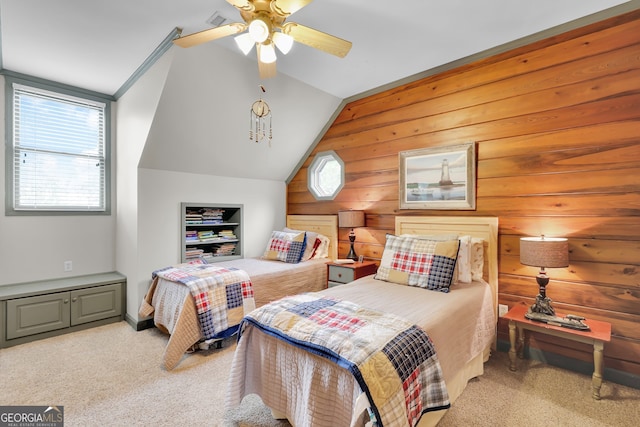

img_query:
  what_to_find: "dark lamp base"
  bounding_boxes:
[346,244,358,261]
[530,294,555,316]
[346,230,358,261]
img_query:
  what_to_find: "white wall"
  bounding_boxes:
[119,44,292,322]
[138,42,341,182]
[1,43,338,325]
[0,76,116,286]
[135,168,285,317]
[115,50,175,323]
[121,44,338,323]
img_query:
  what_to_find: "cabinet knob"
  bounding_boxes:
[64,299,69,304]
[72,297,77,302]
[337,273,342,278]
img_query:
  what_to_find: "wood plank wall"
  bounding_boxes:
[287,10,640,379]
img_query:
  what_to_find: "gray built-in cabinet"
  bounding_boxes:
[181,203,243,263]
[0,272,126,348]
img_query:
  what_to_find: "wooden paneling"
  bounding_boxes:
[287,9,640,378]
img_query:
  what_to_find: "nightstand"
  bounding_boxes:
[504,303,611,400]
[326,261,378,288]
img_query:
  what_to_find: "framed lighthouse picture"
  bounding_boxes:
[399,142,476,210]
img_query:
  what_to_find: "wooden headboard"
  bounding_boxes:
[286,215,338,261]
[395,216,499,320]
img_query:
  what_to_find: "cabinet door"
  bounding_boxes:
[71,283,122,325]
[6,292,71,339]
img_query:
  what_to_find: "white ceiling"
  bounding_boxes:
[0,0,633,99]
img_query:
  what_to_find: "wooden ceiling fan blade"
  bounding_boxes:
[271,0,314,16]
[225,0,254,12]
[259,60,277,79]
[282,22,352,58]
[257,47,277,79]
[173,23,246,48]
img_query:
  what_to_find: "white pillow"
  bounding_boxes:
[470,237,484,281]
[311,234,330,259]
[457,235,472,283]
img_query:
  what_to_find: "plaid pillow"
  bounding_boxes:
[262,230,307,263]
[375,234,460,292]
[283,227,318,261]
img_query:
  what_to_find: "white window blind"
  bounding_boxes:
[12,83,106,211]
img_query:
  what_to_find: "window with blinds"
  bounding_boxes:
[9,82,109,213]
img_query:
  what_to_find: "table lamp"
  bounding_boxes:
[520,235,587,329]
[338,210,365,261]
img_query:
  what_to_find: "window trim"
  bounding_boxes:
[307,150,345,201]
[4,74,112,216]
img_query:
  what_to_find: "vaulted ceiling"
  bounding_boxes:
[1,0,631,99]
[1,1,635,182]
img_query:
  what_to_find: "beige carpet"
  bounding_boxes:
[1,321,638,426]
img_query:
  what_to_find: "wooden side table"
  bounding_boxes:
[326,261,378,287]
[504,303,612,400]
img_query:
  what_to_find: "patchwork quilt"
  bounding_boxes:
[152,261,255,340]
[239,294,450,427]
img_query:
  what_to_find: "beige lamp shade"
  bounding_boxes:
[520,236,569,268]
[338,210,365,228]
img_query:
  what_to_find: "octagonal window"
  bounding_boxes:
[308,151,344,200]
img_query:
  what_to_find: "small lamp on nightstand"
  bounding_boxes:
[520,235,587,330]
[338,210,365,261]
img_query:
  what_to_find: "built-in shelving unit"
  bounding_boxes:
[181,203,243,263]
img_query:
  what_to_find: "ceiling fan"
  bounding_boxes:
[173,0,352,79]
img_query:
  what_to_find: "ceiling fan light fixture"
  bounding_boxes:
[273,32,293,55]
[259,42,277,64]
[174,1,352,79]
[234,32,255,55]
[248,16,270,43]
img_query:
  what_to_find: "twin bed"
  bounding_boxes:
[141,214,499,426]
[139,215,338,370]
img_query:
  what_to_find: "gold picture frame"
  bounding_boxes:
[399,142,476,210]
